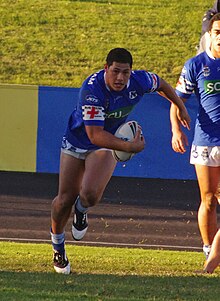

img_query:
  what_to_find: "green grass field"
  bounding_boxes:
[1,0,220,300]
[0,0,211,88]
[1,242,220,301]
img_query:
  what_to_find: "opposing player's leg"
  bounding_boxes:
[51,151,85,274]
[72,149,117,240]
[196,164,219,259]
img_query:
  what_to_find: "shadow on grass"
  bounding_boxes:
[0,270,220,301]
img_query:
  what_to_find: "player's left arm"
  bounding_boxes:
[157,77,191,130]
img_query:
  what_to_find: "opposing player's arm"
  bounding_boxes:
[85,125,144,153]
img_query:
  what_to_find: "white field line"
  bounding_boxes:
[0,237,201,251]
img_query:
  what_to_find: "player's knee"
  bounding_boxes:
[80,190,101,207]
[52,194,75,212]
[202,193,218,211]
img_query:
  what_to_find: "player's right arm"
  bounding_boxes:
[170,99,189,154]
[170,59,196,154]
[85,125,145,153]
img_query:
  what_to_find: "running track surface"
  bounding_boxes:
[1,171,216,252]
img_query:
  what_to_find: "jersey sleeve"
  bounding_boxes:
[146,72,160,92]
[175,60,197,99]
[135,70,160,93]
[80,87,106,127]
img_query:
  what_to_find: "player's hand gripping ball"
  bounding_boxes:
[112,120,142,162]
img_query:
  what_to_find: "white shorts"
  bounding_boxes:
[61,137,111,160]
[190,145,220,167]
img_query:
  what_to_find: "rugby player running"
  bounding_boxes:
[51,47,190,274]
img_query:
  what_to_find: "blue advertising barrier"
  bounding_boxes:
[37,86,198,180]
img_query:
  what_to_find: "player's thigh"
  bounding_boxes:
[58,151,85,199]
[82,149,117,196]
[195,164,220,195]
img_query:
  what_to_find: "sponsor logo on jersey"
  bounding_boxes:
[106,105,134,118]
[87,73,98,85]
[83,105,105,120]
[204,80,220,94]
[129,91,137,99]
[203,66,210,77]
[85,95,99,103]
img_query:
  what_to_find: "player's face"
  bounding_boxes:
[210,20,220,57]
[105,62,132,91]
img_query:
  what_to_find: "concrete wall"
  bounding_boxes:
[0,84,198,180]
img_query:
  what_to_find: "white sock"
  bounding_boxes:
[75,196,88,213]
[203,244,211,258]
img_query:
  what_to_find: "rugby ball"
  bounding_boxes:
[112,120,139,162]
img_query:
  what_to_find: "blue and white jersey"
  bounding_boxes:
[176,51,220,146]
[65,69,159,150]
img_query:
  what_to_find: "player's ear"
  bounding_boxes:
[104,64,108,71]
